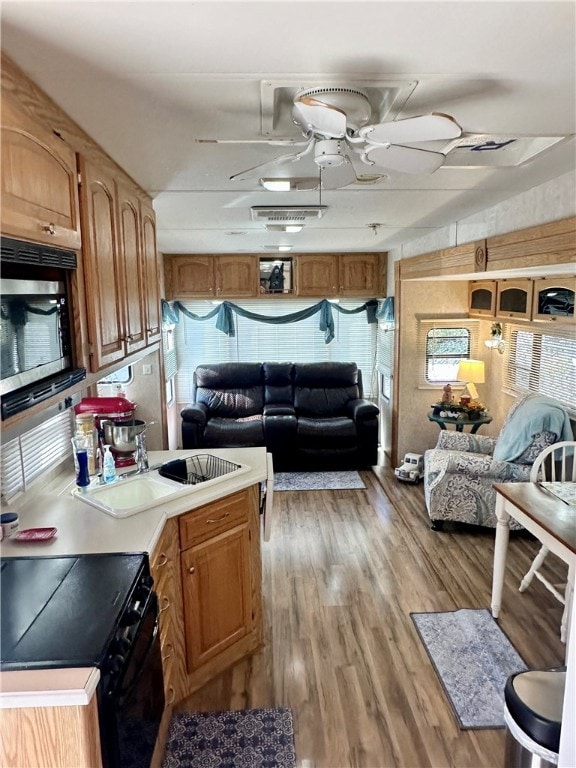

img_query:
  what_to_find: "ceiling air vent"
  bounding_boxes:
[250,205,327,223]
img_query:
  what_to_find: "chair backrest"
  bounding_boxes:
[529,440,576,482]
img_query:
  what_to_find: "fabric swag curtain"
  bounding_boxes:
[162,298,379,344]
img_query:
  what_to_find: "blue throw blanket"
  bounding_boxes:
[493,395,574,462]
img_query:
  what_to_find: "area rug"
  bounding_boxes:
[273,470,366,491]
[162,707,296,768]
[411,608,527,730]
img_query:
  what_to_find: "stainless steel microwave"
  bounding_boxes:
[0,237,86,419]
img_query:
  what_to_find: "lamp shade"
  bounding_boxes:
[456,359,485,384]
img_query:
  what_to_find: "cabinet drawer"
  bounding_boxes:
[179,490,249,549]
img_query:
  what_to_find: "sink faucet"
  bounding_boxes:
[134,433,149,473]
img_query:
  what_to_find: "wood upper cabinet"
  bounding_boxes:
[150,518,187,708]
[178,487,262,679]
[468,280,497,317]
[1,97,81,249]
[215,255,257,297]
[80,160,159,370]
[496,278,533,319]
[116,180,147,356]
[297,254,339,296]
[140,200,162,344]
[79,157,126,370]
[297,253,382,296]
[532,277,575,323]
[166,255,257,298]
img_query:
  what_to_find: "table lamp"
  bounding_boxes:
[456,359,485,401]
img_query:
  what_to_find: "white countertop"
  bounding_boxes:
[0,447,269,708]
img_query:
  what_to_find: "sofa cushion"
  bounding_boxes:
[293,362,360,417]
[203,415,264,447]
[197,386,264,417]
[297,416,357,448]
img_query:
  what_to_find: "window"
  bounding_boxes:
[174,298,378,400]
[417,317,479,386]
[504,323,576,410]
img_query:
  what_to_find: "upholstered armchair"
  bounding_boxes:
[423,394,574,530]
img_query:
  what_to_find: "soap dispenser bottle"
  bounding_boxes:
[102,445,117,484]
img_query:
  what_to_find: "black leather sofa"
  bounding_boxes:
[180,362,379,470]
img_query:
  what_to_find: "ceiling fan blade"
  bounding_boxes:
[319,158,357,189]
[360,113,462,144]
[293,96,347,138]
[363,144,445,174]
[197,138,309,146]
[230,140,315,181]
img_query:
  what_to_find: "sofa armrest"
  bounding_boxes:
[439,450,532,481]
[346,399,379,421]
[181,402,208,427]
[435,430,497,454]
[264,403,296,417]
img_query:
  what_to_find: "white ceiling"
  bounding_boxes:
[1,1,575,255]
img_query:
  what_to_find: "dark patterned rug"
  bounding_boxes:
[162,707,296,767]
[411,608,527,729]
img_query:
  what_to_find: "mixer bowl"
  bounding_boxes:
[102,419,147,452]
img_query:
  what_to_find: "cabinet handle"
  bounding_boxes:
[159,596,170,613]
[43,223,56,235]
[206,512,230,524]
[125,334,134,342]
[155,553,168,568]
[162,644,173,662]
[188,566,195,574]
[167,686,176,705]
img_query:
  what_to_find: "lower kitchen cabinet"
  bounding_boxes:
[152,485,263,707]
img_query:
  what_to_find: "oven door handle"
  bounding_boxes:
[116,615,161,707]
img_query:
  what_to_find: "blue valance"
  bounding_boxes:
[162,298,378,344]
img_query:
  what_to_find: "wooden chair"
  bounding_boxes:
[519,440,576,642]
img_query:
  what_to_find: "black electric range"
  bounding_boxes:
[0,553,150,670]
[0,553,165,768]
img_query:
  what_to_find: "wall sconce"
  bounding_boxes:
[484,322,506,354]
[456,359,485,400]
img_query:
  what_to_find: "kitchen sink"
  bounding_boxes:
[72,454,250,518]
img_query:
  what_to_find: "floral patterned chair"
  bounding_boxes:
[423,394,574,531]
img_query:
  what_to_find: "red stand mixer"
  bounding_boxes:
[74,396,141,468]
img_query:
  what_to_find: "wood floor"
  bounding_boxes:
[177,462,567,768]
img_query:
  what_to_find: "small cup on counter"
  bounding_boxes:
[1,512,19,539]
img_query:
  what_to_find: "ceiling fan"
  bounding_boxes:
[215,87,463,189]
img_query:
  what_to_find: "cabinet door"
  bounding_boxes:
[116,181,147,356]
[79,158,125,370]
[140,200,162,344]
[496,279,533,319]
[216,255,257,297]
[469,280,497,317]
[297,254,338,296]
[150,518,187,707]
[1,98,81,249]
[168,256,215,298]
[181,522,252,671]
[339,254,381,296]
[532,277,575,323]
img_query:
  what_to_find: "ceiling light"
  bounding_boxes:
[261,178,292,191]
[278,245,292,252]
[265,224,304,233]
[264,245,292,252]
[259,178,319,192]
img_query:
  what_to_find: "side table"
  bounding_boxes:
[428,411,493,434]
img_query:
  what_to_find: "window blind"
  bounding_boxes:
[1,410,73,503]
[174,298,378,401]
[504,323,576,410]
